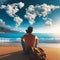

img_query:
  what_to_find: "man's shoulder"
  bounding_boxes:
[32,34,38,38]
[31,34,36,37]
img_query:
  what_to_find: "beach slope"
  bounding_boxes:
[0,46,60,60]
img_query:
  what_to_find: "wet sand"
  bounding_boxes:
[0,46,60,60]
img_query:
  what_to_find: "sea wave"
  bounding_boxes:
[0,42,60,48]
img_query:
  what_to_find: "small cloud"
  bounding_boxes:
[0,19,5,26]
[29,20,35,25]
[24,5,36,25]
[24,13,36,24]
[6,4,19,17]
[11,28,25,33]
[18,2,24,9]
[45,20,52,26]
[43,17,52,26]
[14,16,23,27]
[0,5,6,9]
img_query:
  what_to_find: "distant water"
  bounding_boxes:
[0,33,60,43]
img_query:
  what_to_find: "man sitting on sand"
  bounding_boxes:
[21,26,38,55]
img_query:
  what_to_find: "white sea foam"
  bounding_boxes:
[0,42,60,48]
[38,43,60,48]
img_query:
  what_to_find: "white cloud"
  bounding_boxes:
[11,28,25,33]
[14,16,23,27]
[26,5,35,11]
[0,3,60,26]
[0,5,6,9]
[0,2,24,27]
[6,4,19,17]
[35,4,60,17]
[24,5,36,24]
[0,19,5,26]
[6,2,24,17]
[43,18,52,26]
[25,3,60,25]
[50,5,60,10]
[29,20,35,25]
[5,2,24,17]
[25,13,36,24]
[0,19,12,29]
[18,2,24,9]
[45,20,52,26]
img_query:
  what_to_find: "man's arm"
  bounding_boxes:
[21,35,25,42]
[21,36,26,52]
[35,36,38,47]
[35,36,38,43]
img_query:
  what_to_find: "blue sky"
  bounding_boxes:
[0,0,60,33]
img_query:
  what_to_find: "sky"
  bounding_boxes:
[0,0,60,33]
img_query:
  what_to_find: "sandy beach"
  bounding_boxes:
[0,46,60,60]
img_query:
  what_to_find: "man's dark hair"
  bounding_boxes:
[26,26,33,33]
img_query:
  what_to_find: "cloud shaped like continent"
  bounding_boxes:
[0,2,24,27]
[25,4,60,25]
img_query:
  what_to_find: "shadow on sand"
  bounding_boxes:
[0,51,30,60]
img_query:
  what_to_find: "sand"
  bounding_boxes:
[0,46,60,60]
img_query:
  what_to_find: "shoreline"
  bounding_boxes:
[0,42,60,48]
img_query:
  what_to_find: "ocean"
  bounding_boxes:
[0,33,60,43]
